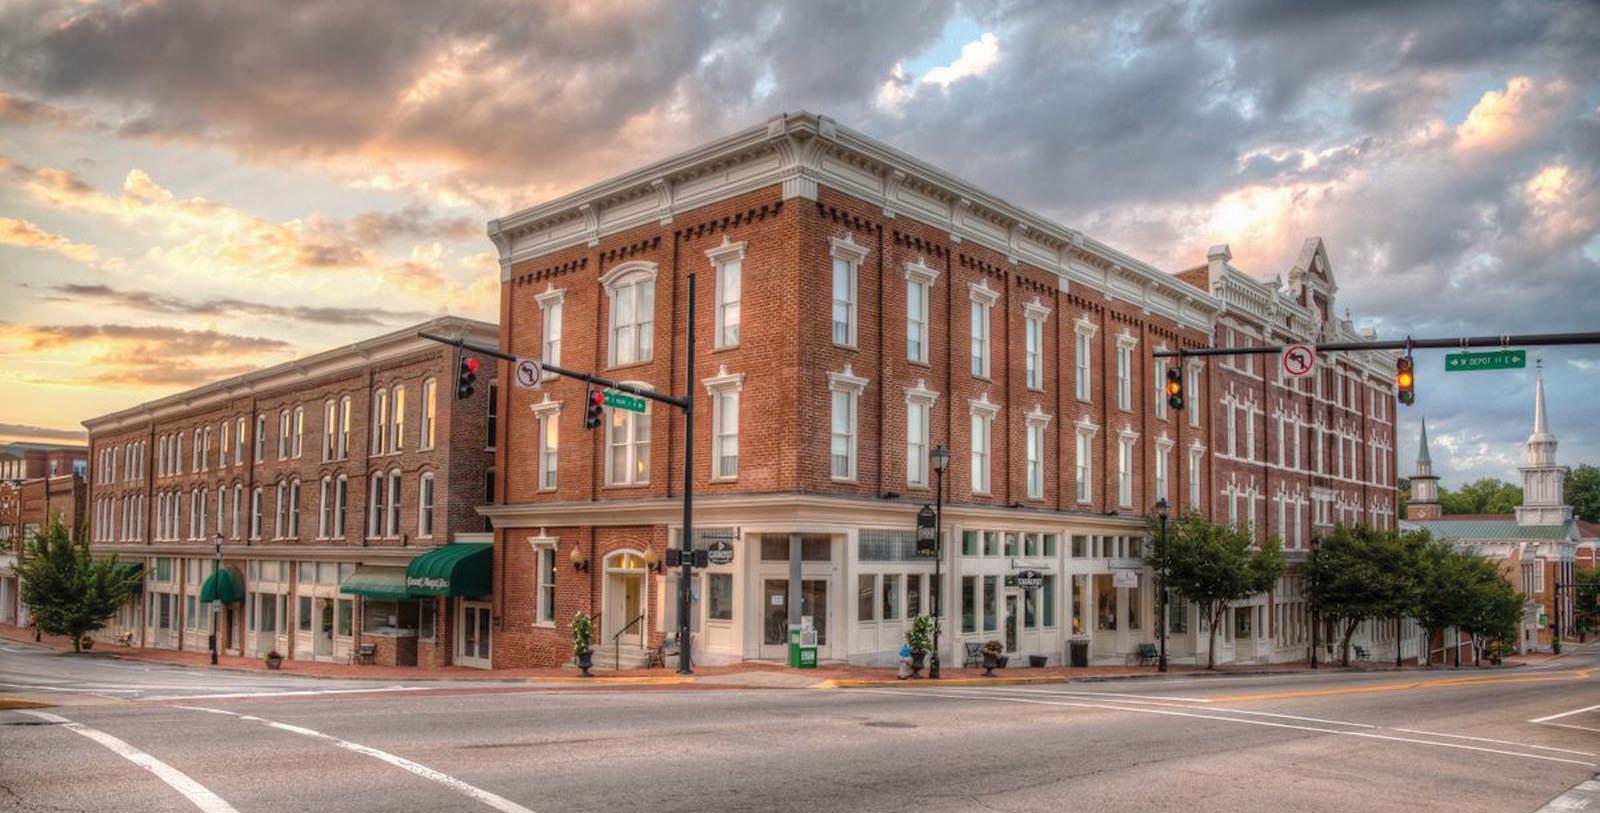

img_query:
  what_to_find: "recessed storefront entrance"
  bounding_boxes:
[457,601,491,668]
[603,552,648,650]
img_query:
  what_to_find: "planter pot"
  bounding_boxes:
[1028,655,1047,668]
[79,637,94,651]
[910,651,927,676]
[982,653,1000,676]
[576,651,593,677]
[264,657,283,670]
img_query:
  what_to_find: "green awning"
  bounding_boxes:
[199,567,244,604]
[339,566,411,601]
[405,543,492,597]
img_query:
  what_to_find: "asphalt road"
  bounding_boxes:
[2,641,1597,812]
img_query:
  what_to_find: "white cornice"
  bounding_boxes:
[83,316,496,434]
[488,111,1221,332]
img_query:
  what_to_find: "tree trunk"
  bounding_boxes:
[71,633,81,653]
[1207,605,1221,669]
[1340,620,1358,667]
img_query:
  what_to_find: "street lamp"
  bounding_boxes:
[929,445,950,679]
[1553,580,1569,656]
[1154,497,1170,673]
[211,532,222,665]
[1309,536,1321,669]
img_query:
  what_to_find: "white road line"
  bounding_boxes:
[0,682,143,693]
[1013,688,1214,703]
[145,686,431,701]
[854,688,1598,768]
[981,687,1378,728]
[17,710,239,813]
[1530,704,1600,724]
[1540,722,1600,734]
[1390,728,1597,757]
[178,706,535,813]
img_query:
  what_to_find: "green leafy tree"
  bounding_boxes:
[1305,525,1420,666]
[1145,514,1285,669]
[1397,477,1410,519]
[1459,559,1523,663]
[1573,567,1599,640]
[1411,536,1525,666]
[16,515,142,652]
[1440,478,1523,515]
[1566,464,1600,523]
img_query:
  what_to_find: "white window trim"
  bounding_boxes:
[969,280,998,380]
[600,261,660,368]
[528,532,559,627]
[904,258,940,365]
[828,365,868,482]
[535,285,566,380]
[1116,427,1140,509]
[706,237,746,350]
[418,472,435,539]
[1024,297,1051,392]
[604,379,652,487]
[531,394,562,492]
[1155,436,1174,503]
[969,394,999,495]
[1115,332,1139,412]
[904,378,939,489]
[702,365,745,482]
[1074,316,1098,403]
[1024,406,1052,501]
[1074,417,1099,504]
[829,235,867,349]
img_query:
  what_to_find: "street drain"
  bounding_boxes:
[863,721,917,729]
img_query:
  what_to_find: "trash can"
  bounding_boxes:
[1069,639,1090,668]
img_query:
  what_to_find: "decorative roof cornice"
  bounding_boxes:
[489,111,1221,332]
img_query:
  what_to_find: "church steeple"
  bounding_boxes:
[1407,417,1442,520]
[1516,362,1571,526]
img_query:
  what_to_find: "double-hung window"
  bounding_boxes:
[235,417,246,465]
[249,487,262,539]
[1186,364,1201,428]
[254,416,265,463]
[368,473,384,538]
[969,396,997,495]
[604,263,656,366]
[420,379,437,449]
[337,396,351,459]
[418,473,435,538]
[830,236,866,347]
[829,367,867,481]
[1074,318,1097,402]
[533,540,557,625]
[1024,299,1050,390]
[1188,446,1203,510]
[220,422,230,467]
[533,398,561,491]
[1154,358,1168,419]
[387,471,401,538]
[704,369,743,481]
[1075,422,1096,503]
[390,384,405,452]
[969,281,996,378]
[1117,434,1137,508]
[1155,441,1171,502]
[707,238,744,348]
[318,477,332,539]
[291,407,304,458]
[1115,334,1137,411]
[278,410,290,460]
[371,389,388,455]
[323,399,337,460]
[536,287,564,376]
[905,260,938,364]
[905,382,937,488]
[1025,408,1051,500]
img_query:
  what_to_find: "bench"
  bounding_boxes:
[647,634,679,669]
[350,643,377,665]
[1135,643,1158,666]
[963,642,983,668]
[1353,645,1371,661]
[116,631,134,647]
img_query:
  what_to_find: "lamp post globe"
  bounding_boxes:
[929,445,950,679]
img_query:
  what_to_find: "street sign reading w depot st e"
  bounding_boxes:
[1444,349,1526,372]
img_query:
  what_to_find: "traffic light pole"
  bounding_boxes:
[419,275,698,674]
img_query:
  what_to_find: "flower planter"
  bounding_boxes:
[1028,655,1047,668]
[981,654,999,676]
[576,651,593,678]
[264,657,283,670]
[910,651,927,676]
[79,637,95,652]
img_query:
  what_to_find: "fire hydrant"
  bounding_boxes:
[897,644,913,680]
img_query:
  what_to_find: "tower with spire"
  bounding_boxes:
[1516,362,1572,526]
[1406,418,1442,521]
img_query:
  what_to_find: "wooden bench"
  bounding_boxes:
[963,642,983,668]
[1135,643,1159,666]
[350,643,377,665]
[115,631,135,647]
[1353,645,1371,661]
[647,634,679,669]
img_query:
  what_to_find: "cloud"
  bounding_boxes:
[1454,76,1573,155]
[0,217,98,262]
[876,31,1001,114]
[0,91,87,128]
[0,322,293,387]
[35,283,436,327]
[0,422,87,442]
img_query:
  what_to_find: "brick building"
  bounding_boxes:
[481,112,1397,669]
[81,317,500,668]
[0,442,88,626]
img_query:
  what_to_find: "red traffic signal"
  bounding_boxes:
[585,389,605,430]
[455,352,478,400]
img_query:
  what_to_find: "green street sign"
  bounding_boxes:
[603,390,647,413]
[1444,349,1525,372]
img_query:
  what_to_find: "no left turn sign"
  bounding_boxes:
[513,357,544,390]
[1281,343,1316,379]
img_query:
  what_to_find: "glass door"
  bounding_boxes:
[1004,593,1019,654]
[761,580,788,658]
[457,600,492,668]
[315,599,334,659]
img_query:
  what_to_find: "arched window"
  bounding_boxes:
[232,483,242,539]
[323,399,337,461]
[338,396,352,459]
[420,378,437,449]
[287,479,301,538]
[318,476,332,539]
[603,263,657,366]
[334,474,348,538]
[250,486,263,539]
[275,480,288,539]
[292,406,305,458]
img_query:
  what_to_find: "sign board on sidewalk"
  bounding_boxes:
[1281,343,1317,379]
[512,357,544,390]
[1445,349,1525,372]
[603,390,647,413]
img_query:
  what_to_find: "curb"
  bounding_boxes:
[814,675,1093,689]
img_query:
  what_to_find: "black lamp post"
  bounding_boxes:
[929,445,950,679]
[1553,580,1568,656]
[1154,497,1170,673]
[210,532,222,665]
[1309,536,1321,669]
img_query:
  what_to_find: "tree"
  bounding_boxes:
[1440,478,1522,515]
[1397,477,1410,519]
[1305,525,1419,666]
[1411,536,1525,666]
[1145,514,1285,669]
[16,514,142,652]
[1574,567,1599,640]
[1458,558,1523,663]
[1566,464,1600,523]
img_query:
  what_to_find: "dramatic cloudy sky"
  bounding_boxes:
[0,0,1595,487]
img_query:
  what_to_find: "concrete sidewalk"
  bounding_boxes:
[2,624,1540,690]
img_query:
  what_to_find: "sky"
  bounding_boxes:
[0,0,1595,489]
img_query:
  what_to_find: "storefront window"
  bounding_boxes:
[1023,588,1037,628]
[1095,574,1117,630]
[760,535,832,561]
[708,574,733,621]
[298,596,313,632]
[1003,533,1017,557]
[1168,594,1188,634]
[961,576,976,633]
[1235,607,1252,639]
[418,599,436,641]
[962,530,977,556]
[1128,582,1141,630]
[1023,533,1037,557]
[1072,575,1087,634]
[1042,575,1056,627]
[1072,535,1087,558]
[982,576,997,631]
[1044,535,1058,557]
[983,531,998,556]
[882,574,900,621]
[906,575,921,617]
[337,599,353,636]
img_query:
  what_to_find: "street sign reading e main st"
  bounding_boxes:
[603,390,648,413]
[1445,349,1526,372]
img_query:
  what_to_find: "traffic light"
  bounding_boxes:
[1396,355,1415,405]
[1165,367,1184,410]
[584,389,605,430]
[455,352,479,400]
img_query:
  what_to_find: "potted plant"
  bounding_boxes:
[980,640,1006,676]
[79,634,95,651]
[571,611,595,677]
[905,615,935,676]
[263,650,284,670]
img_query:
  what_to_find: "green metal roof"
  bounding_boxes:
[1407,519,1573,541]
[107,560,143,580]
[199,567,244,603]
[339,566,410,601]
[405,543,492,597]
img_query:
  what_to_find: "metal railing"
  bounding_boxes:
[614,613,645,671]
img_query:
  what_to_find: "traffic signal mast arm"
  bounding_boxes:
[418,330,689,411]
[1150,330,1600,358]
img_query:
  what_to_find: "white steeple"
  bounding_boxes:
[1516,361,1571,526]
[1409,418,1440,507]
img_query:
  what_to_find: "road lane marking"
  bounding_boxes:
[144,685,431,702]
[982,687,1378,728]
[1211,670,1590,702]
[1017,689,1213,703]
[1541,722,1600,734]
[1530,704,1600,724]
[17,710,239,813]
[1389,728,1596,757]
[178,706,534,813]
[854,688,1598,768]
